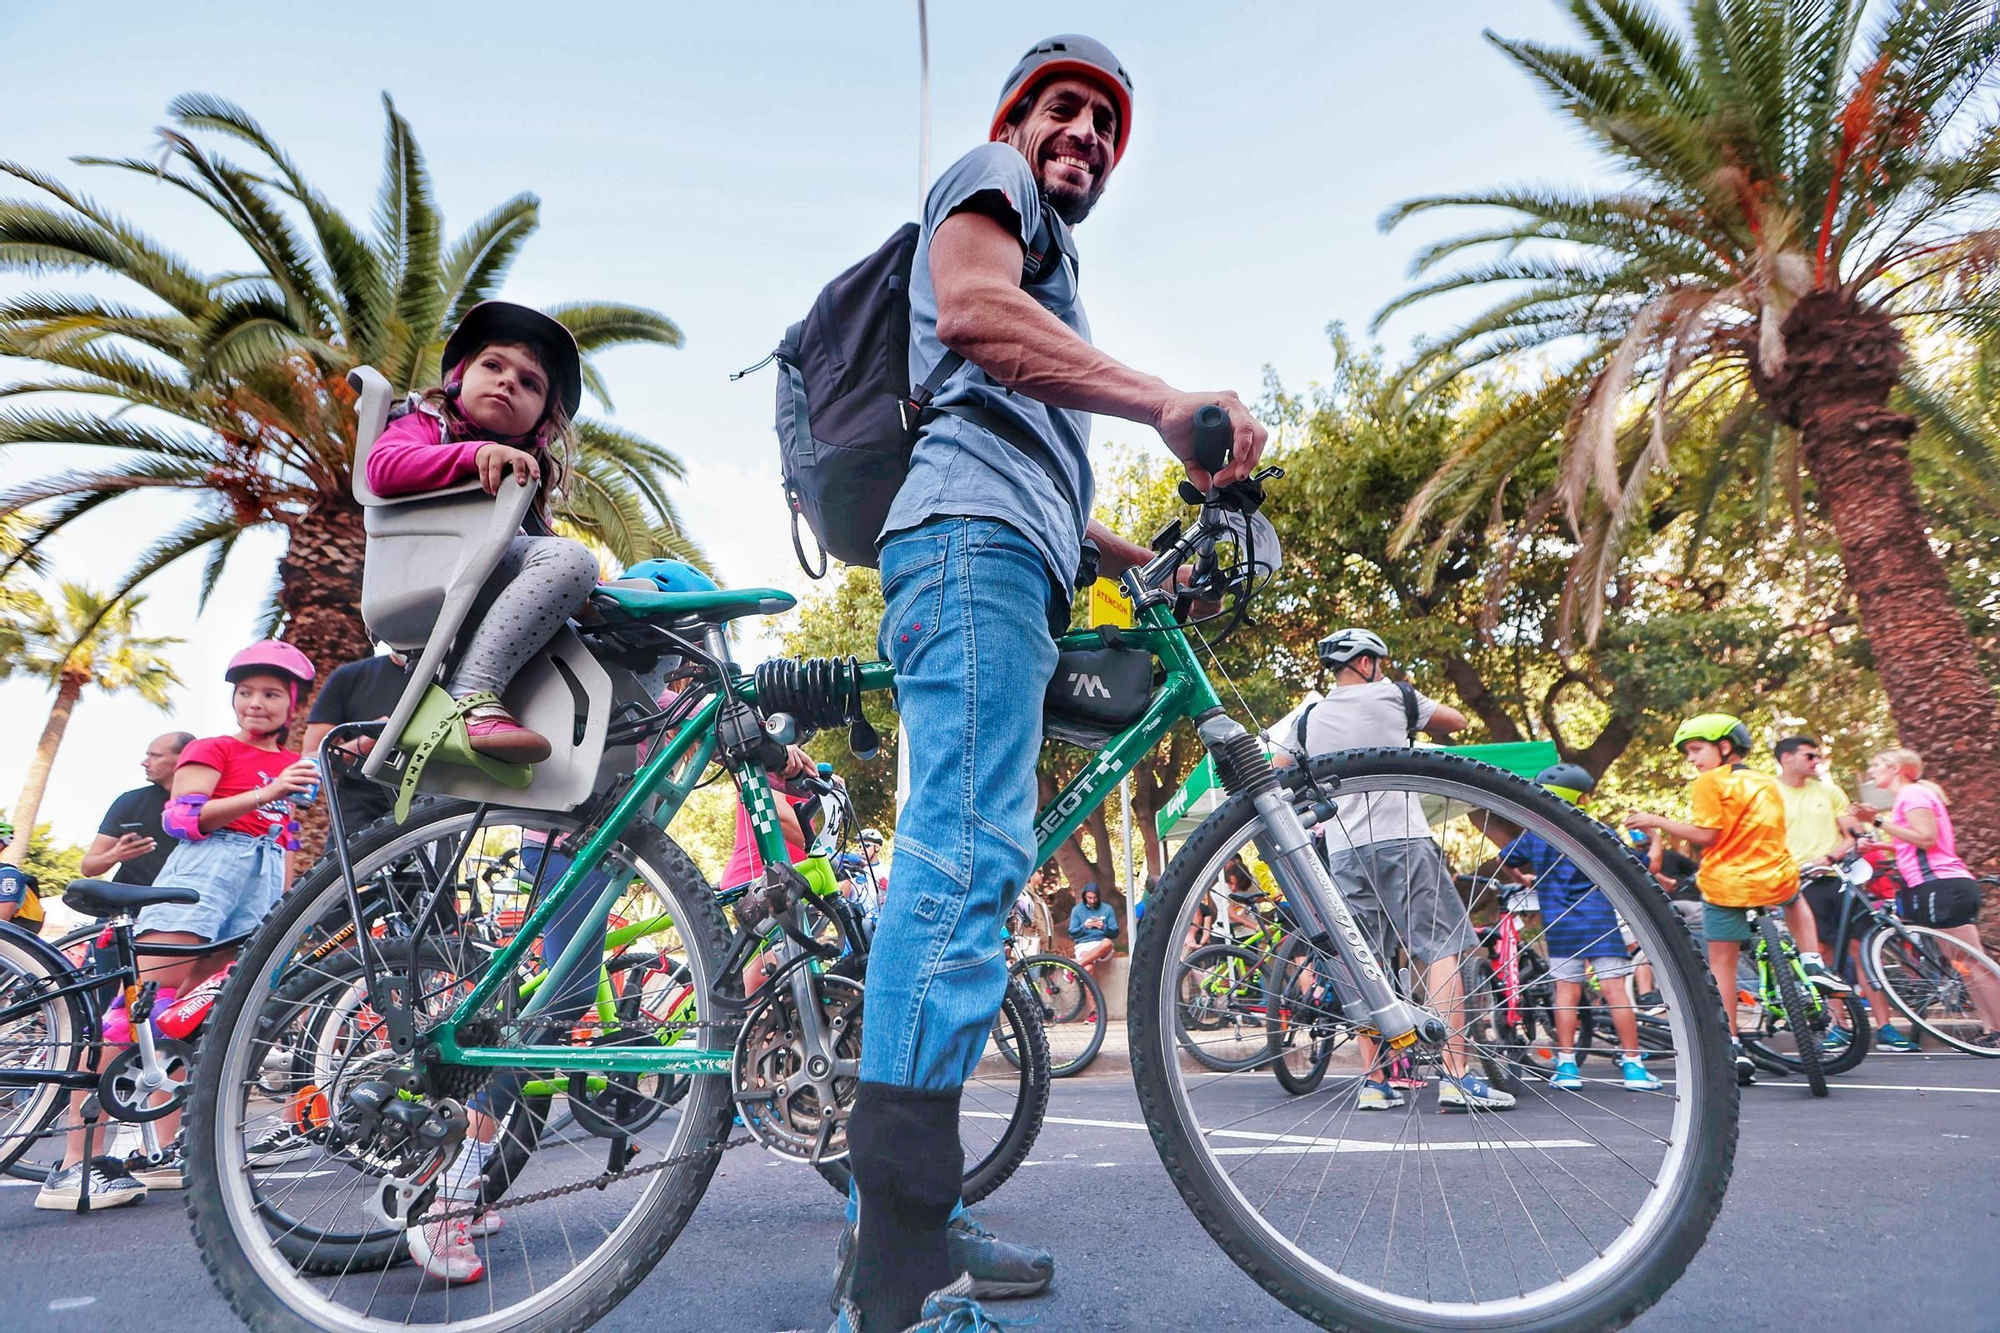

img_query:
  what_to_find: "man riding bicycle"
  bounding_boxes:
[838,32,1266,1333]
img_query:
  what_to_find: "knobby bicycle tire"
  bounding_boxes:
[185,801,738,1333]
[1264,935,1335,1095]
[1755,914,1828,1097]
[1129,747,1738,1333]
[1743,990,1870,1077]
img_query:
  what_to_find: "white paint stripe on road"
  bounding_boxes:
[969,1109,1595,1153]
[1212,1138,1594,1156]
[1758,1081,2000,1095]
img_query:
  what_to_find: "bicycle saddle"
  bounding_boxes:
[588,582,797,626]
[63,878,200,918]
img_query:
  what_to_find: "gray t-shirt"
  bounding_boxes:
[1276,680,1440,850]
[885,143,1094,591]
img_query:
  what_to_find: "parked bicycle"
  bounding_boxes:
[998,906,1106,1078]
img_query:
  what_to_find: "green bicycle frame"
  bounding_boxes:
[429,596,1224,1080]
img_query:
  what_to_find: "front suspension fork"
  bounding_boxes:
[1198,715,1438,1051]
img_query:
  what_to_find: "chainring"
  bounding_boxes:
[731,963,863,1164]
[98,1038,196,1122]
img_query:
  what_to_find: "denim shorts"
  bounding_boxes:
[134,830,285,941]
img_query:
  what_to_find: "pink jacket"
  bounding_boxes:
[366,409,541,497]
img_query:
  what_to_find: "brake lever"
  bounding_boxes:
[1176,465,1285,513]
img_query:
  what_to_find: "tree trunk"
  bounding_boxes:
[2,674,86,867]
[276,495,374,862]
[1760,291,2000,944]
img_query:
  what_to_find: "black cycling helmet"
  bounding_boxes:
[1536,762,1597,804]
[442,301,583,419]
[990,35,1135,166]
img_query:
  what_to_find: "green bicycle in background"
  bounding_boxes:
[186,409,1738,1333]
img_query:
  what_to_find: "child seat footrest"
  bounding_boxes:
[394,686,534,822]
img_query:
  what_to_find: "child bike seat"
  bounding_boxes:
[590,584,797,625]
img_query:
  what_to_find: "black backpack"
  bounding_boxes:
[756,204,1067,576]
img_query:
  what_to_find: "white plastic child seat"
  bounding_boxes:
[346,365,614,815]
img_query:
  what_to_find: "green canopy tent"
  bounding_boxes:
[1153,740,1562,847]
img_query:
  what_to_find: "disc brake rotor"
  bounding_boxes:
[731,970,863,1164]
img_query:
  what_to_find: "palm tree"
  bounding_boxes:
[1377,0,2000,869]
[0,584,179,868]
[0,93,700,680]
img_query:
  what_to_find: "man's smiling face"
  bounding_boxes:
[1000,76,1120,224]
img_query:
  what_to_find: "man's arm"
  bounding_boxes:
[928,209,1266,489]
[81,832,156,877]
[1423,704,1467,737]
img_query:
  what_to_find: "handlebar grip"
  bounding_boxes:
[1191,404,1232,475]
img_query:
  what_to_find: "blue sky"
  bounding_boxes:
[0,1,1603,842]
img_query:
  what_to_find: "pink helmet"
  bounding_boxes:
[225,641,316,711]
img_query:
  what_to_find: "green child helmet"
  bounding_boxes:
[1673,713,1753,755]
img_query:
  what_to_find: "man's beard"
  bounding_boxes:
[1042,173,1105,225]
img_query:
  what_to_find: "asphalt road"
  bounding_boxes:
[2,1049,1995,1332]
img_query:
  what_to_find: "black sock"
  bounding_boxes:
[847,1081,963,1331]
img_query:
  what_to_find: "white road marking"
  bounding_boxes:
[1211,1138,1594,1156]
[49,1297,95,1311]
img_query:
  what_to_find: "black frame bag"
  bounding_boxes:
[762,204,1064,576]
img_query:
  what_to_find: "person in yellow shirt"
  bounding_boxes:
[1627,714,1852,1086]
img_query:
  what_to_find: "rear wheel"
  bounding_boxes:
[1264,936,1340,1095]
[1743,990,1871,1077]
[186,802,737,1333]
[1130,747,1737,1332]
[1174,944,1272,1072]
[1005,954,1105,1078]
[1867,922,2000,1056]
[1754,915,1827,1096]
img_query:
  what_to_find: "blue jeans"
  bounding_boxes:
[863,518,1058,1089]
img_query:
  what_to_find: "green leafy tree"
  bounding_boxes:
[0,93,699,681]
[0,584,179,867]
[1377,0,2000,869]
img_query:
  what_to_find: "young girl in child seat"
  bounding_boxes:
[364,300,600,764]
[34,642,318,1211]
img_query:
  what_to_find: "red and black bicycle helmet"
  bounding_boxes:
[990,34,1135,166]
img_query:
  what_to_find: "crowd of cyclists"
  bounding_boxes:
[0,29,1996,1333]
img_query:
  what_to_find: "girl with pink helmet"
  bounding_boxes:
[42,642,317,1202]
[363,301,600,764]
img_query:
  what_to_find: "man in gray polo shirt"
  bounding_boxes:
[836,33,1268,1333]
[1273,628,1515,1116]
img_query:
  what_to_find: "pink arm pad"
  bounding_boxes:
[163,793,210,841]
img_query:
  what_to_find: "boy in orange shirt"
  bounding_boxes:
[1627,713,1851,1087]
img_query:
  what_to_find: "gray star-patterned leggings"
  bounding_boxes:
[444,535,599,701]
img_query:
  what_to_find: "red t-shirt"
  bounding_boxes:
[178,736,303,841]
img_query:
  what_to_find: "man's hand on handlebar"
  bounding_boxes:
[1156,390,1267,490]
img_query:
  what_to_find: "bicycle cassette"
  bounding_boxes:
[731,965,863,1164]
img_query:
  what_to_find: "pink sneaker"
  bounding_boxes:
[407,1209,486,1284]
[467,1208,505,1239]
[463,705,552,763]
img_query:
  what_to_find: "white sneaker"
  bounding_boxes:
[467,1208,505,1239]
[245,1126,314,1168]
[407,1205,486,1283]
[1438,1073,1517,1112]
[35,1159,148,1211]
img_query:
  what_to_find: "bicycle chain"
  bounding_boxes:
[421,1130,757,1226]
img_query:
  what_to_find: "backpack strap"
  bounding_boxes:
[1293,701,1317,757]
[908,196,1064,415]
[1396,681,1419,744]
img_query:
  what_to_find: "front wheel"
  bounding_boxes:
[1130,747,1738,1333]
[1754,915,1828,1097]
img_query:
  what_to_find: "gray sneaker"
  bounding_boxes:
[35,1158,148,1211]
[826,1274,1004,1332]
[832,1214,1054,1310]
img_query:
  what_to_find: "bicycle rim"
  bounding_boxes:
[0,927,80,1178]
[1175,944,1274,1072]
[187,803,736,1333]
[1016,955,1106,1077]
[1868,923,2000,1056]
[1130,748,1736,1333]
[1755,918,1827,1097]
